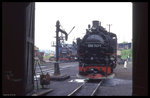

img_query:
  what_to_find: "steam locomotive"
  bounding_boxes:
[76,21,117,79]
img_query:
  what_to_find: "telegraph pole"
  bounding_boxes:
[107,24,112,32]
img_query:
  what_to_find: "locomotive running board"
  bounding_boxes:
[76,73,115,79]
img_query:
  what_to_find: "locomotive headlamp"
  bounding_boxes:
[90,68,94,71]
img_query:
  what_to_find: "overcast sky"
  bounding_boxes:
[35,2,132,50]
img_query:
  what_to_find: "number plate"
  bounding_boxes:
[87,44,101,48]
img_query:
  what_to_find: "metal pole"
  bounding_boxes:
[56,21,59,62]
[54,20,60,75]
[107,24,112,32]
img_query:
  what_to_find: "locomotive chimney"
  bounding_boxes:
[92,20,100,29]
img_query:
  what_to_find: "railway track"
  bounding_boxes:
[35,63,77,75]
[67,79,103,96]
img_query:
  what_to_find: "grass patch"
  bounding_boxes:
[43,55,51,59]
[121,48,132,59]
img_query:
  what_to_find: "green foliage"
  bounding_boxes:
[44,55,51,59]
[121,48,132,59]
[122,41,128,44]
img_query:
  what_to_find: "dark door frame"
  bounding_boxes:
[2,2,148,96]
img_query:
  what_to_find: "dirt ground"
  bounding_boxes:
[114,62,132,80]
[97,61,133,96]
[34,62,133,96]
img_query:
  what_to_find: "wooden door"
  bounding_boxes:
[24,2,35,94]
[2,2,35,96]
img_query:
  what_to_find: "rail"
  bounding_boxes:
[67,80,103,96]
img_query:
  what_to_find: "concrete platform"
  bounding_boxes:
[32,88,53,96]
[50,74,70,81]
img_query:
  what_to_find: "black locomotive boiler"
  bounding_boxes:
[76,21,117,79]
